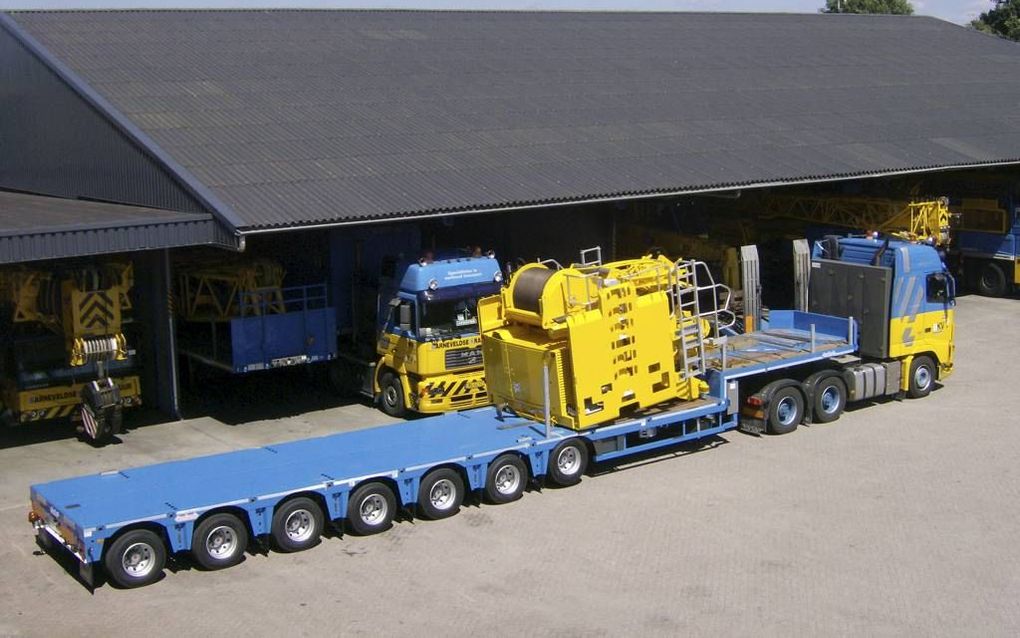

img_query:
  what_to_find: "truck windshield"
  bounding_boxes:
[418,297,480,339]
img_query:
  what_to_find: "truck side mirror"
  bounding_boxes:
[926,273,949,303]
[398,302,413,333]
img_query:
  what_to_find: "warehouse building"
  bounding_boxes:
[2,10,1020,432]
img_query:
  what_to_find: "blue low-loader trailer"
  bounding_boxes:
[29,237,955,588]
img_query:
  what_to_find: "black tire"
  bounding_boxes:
[191,512,248,570]
[103,528,166,589]
[977,261,1008,297]
[417,468,464,520]
[907,355,936,399]
[271,497,324,553]
[484,454,529,504]
[378,372,407,418]
[346,482,397,535]
[811,376,846,424]
[546,439,589,487]
[766,385,804,435]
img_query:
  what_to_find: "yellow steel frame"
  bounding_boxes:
[759,195,955,246]
[176,258,286,321]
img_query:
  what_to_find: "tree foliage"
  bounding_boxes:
[821,0,914,14]
[971,1,1020,42]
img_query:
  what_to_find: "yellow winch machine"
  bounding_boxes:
[479,248,733,430]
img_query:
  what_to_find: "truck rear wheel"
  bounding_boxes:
[811,376,846,424]
[485,454,528,504]
[977,261,1008,297]
[418,468,464,520]
[191,513,248,570]
[272,497,324,552]
[104,528,166,588]
[346,482,396,535]
[547,439,588,487]
[767,386,804,435]
[907,356,936,399]
[379,372,407,418]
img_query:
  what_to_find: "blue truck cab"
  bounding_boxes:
[809,235,955,386]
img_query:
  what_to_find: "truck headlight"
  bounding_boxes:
[428,279,439,291]
[493,271,503,283]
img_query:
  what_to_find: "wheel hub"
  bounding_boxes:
[360,494,387,524]
[122,542,154,577]
[495,465,520,494]
[205,525,236,558]
[820,387,840,413]
[429,478,456,509]
[777,397,797,425]
[915,366,931,390]
[285,509,314,542]
[557,447,580,475]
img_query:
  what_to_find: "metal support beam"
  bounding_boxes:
[739,245,761,332]
[793,238,811,312]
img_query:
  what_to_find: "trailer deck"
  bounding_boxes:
[706,310,856,376]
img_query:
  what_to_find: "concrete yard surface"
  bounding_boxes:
[0,295,1018,636]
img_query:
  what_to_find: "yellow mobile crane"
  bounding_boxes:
[0,262,141,443]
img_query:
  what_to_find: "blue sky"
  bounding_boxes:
[0,1,996,25]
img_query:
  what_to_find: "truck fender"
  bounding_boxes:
[747,378,802,409]
[742,378,805,434]
[374,365,413,406]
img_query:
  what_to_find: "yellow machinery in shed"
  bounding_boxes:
[757,195,955,247]
[479,249,732,430]
[0,262,141,443]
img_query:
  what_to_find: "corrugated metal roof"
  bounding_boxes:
[0,191,237,263]
[7,10,1020,231]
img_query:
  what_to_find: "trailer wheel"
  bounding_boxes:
[977,261,1008,297]
[811,376,846,424]
[104,528,166,588]
[547,439,588,487]
[418,468,464,520]
[271,497,324,552]
[485,454,528,504]
[767,386,804,435]
[379,372,407,418]
[191,513,248,570]
[346,482,396,535]
[907,356,936,399]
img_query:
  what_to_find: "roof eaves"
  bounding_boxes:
[239,156,1020,234]
[0,11,248,234]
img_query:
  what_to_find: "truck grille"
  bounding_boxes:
[445,347,482,369]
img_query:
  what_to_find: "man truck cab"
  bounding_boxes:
[374,253,503,416]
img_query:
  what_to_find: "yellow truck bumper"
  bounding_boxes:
[3,375,141,423]
[411,373,490,413]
